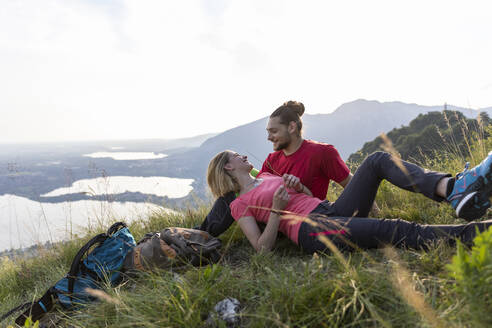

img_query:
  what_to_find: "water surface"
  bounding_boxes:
[84,152,167,160]
[42,176,194,198]
[0,194,178,252]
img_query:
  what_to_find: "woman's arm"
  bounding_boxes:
[238,213,281,252]
[237,185,290,252]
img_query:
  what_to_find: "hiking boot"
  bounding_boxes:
[447,151,492,221]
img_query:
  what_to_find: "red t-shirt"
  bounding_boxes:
[230,173,322,244]
[259,140,350,200]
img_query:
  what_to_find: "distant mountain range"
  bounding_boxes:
[0,133,217,158]
[2,99,491,205]
[162,99,492,196]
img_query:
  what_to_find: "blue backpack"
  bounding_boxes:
[1,222,136,326]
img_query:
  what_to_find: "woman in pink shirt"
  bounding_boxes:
[206,150,492,254]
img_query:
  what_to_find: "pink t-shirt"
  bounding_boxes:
[230,172,322,244]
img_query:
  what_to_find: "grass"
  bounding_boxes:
[1,119,492,327]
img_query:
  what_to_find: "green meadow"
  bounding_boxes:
[2,123,492,328]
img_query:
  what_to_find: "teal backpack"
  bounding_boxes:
[1,224,222,326]
[1,222,136,326]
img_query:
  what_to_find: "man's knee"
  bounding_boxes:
[362,151,389,167]
[368,151,389,160]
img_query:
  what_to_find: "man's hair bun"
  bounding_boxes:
[270,100,305,136]
[283,101,305,117]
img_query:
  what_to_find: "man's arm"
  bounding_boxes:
[197,191,236,237]
[198,168,258,236]
[338,173,353,188]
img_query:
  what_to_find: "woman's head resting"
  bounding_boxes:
[267,101,305,151]
[207,150,253,198]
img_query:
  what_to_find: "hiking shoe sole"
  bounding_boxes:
[455,168,492,221]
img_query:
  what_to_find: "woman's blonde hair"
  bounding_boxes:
[207,150,241,198]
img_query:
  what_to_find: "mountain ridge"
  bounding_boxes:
[191,99,492,162]
[163,99,492,197]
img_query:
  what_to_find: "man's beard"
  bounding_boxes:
[273,134,292,151]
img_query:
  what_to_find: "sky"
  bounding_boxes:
[1,0,492,143]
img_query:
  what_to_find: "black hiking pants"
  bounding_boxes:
[298,213,492,253]
[333,151,450,217]
[298,151,492,253]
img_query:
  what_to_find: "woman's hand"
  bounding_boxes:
[272,185,289,211]
[282,174,303,192]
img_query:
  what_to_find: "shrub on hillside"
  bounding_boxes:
[348,110,490,165]
[447,226,492,327]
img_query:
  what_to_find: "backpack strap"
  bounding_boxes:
[136,232,156,245]
[132,247,145,271]
[67,233,108,300]
[107,222,127,236]
[0,302,30,323]
[153,236,177,260]
[14,288,57,326]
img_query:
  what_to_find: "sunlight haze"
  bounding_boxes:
[1,0,491,143]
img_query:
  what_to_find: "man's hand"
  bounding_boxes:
[370,202,381,217]
[282,174,303,192]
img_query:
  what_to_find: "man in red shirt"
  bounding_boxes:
[198,101,353,236]
[260,100,351,199]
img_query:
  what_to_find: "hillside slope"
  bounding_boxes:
[348,110,490,164]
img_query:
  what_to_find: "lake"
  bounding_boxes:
[42,176,194,198]
[0,149,199,251]
[84,152,167,160]
[0,194,179,252]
